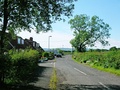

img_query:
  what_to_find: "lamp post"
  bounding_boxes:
[48,36,52,51]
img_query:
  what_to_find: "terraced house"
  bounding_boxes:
[0,31,44,52]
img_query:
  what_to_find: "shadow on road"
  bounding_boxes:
[58,84,120,90]
[28,65,50,83]
[0,85,48,90]
[0,65,52,90]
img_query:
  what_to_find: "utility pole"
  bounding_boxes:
[48,36,52,51]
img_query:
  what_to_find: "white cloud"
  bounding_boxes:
[90,38,120,49]
[107,38,120,48]
[18,30,120,49]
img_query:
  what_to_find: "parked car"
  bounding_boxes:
[55,53,62,58]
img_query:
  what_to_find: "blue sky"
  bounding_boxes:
[19,0,120,49]
[73,0,120,41]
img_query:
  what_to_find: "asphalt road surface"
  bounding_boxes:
[55,55,120,90]
[30,60,55,90]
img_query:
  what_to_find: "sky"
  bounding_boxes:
[18,0,120,49]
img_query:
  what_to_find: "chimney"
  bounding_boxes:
[30,37,33,41]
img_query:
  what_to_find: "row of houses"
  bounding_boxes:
[0,32,44,52]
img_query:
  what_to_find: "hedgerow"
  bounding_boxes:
[73,50,120,69]
[5,49,39,84]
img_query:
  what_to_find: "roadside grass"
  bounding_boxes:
[73,58,120,76]
[49,68,57,90]
[63,51,72,55]
[91,65,120,76]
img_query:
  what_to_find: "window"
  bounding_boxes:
[37,43,39,47]
[33,42,35,47]
[18,38,21,44]
[22,39,24,44]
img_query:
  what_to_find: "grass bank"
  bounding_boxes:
[73,51,120,76]
[92,65,120,76]
[74,58,120,76]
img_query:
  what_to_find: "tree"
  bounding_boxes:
[69,14,111,52]
[109,46,117,51]
[0,0,77,84]
[0,0,77,52]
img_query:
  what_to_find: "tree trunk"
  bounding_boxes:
[0,0,8,85]
[77,44,86,52]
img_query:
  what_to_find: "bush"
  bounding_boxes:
[0,53,11,84]
[42,52,49,58]
[5,49,39,84]
[73,50,120,69]
[41,52,55,60]
[48,52,55,60]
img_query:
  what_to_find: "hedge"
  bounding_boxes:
[4,49,39,84]
[73,50,120,69]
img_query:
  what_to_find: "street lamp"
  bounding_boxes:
[48,36,52,51]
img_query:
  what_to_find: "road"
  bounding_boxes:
[55,55,120,90]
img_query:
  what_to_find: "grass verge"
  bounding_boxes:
[91,65,120,76]
[63,51,72,55]
[73,58,120,76]
[49,68,57,90]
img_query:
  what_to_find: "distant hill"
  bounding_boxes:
[43,48,75,52]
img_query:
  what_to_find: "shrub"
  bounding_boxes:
[0,53,11,84]
[73,50,120,70]
[48,52,55,60]
[42,52,49,58]
[5,49,39,84]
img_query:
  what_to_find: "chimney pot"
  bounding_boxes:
[30,37,33,41]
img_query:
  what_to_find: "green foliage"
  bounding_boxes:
[4,49,39,84]
[57,49,64,55]
[64,51,72,55]
[42,52,49,58]
[69,14,111,52]
[0,0,77,84]
[49,52,55,60]
[92,66,120,76]
[0,53,11,83]
[41,52,55,60]
[109,46,117,51]
[73,50,120,70]
[0,0,76,33]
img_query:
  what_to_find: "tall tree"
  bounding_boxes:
[69,14,111,52]
[0,0,77,84]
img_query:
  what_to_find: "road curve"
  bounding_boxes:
[55,55,120,90]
